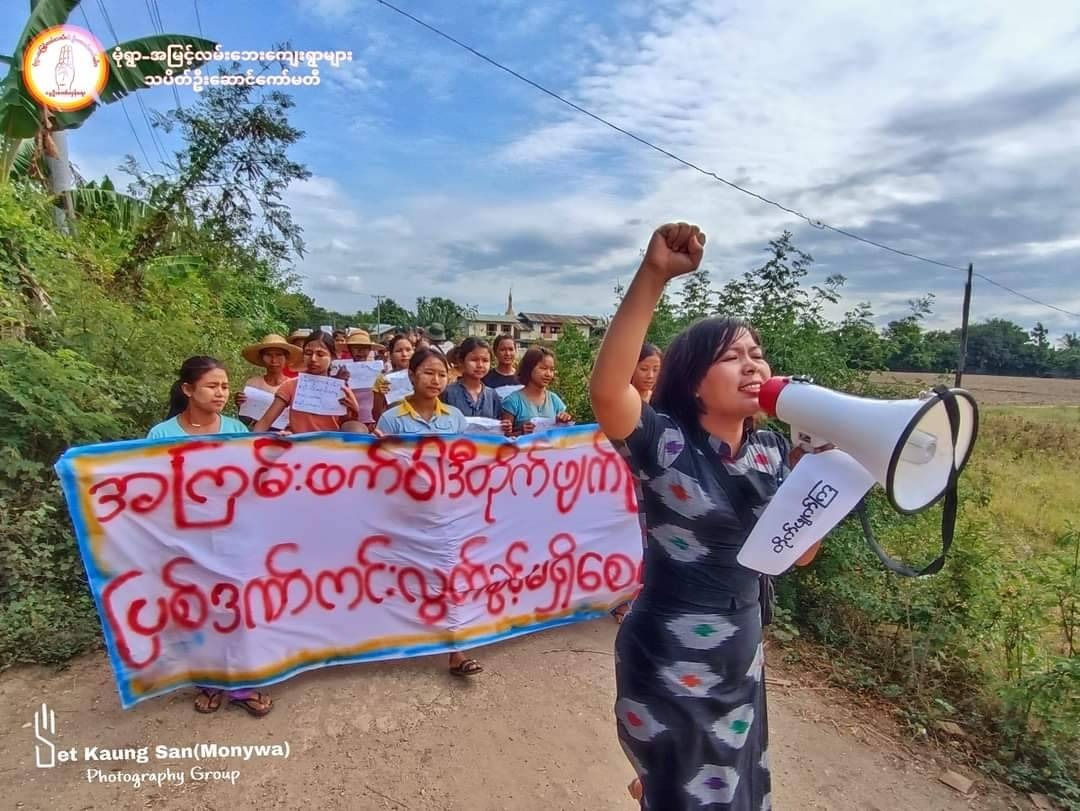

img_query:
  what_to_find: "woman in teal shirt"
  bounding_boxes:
[146,356,272,717]
[499,346,573,435]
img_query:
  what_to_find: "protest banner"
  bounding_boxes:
[55,426,641,708]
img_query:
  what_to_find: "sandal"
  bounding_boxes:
[230,691,273,717]
[611,603,631,624]
[449,658,483,677]
[628,777,643,800]
[194,688,223,714]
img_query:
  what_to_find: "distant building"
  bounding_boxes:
[465,289,604,348]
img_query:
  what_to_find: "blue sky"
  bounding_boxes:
[5,0,1080,335]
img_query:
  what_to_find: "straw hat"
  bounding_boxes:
[287,327,312,345]
[243,334,302,367]
[346,329,375,349]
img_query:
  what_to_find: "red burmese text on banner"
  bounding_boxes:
[55,427,642,708]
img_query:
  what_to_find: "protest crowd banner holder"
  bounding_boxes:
[55,426,642,708]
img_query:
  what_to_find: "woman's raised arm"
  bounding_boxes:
[590,222,706,440]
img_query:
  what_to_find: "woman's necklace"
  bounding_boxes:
[183,411,219,432]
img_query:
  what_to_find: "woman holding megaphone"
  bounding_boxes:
[591,223,822,809]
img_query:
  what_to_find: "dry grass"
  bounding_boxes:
[964,405,1080,542]
[871,371,1080,406]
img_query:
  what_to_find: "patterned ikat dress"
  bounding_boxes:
[612,403,791,810]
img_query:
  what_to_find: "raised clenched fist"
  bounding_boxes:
[641,222,706,281]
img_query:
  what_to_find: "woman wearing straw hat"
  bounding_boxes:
[235,334,302,427]
[282,328,312,379]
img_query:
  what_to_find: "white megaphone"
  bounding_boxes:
[758,376,979,514]
[737,377,979,577]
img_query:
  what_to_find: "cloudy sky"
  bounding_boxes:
[5,0,1080,334]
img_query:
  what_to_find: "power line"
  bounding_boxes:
[193,0,204,36]
[79,5,154,170]
[144,0,183,110]
[372,0,1078,321]
[95,0,170,167]
[973,273,1079,318]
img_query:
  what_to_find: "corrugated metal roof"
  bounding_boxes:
[519,312,602,326]
[471,314,521,324]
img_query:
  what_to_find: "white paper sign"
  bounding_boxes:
[331,360,383,390]
[384,370,413,404]
[495,384,523,399]
[529,416,558,432]
[737,450,876,576]
[293,373,347,416]
[464,417,505,436]
[238,386,289,430]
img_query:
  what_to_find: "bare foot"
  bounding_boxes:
[628,777,642,800]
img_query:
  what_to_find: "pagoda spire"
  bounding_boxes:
[505,287,514,316]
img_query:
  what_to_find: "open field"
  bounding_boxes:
[872,371,1080,405]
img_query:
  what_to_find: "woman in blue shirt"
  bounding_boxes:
[440,337,513,436]
[146,356,272,717]
[499,346,573,435]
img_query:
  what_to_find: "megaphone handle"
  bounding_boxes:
[791,427,819,453]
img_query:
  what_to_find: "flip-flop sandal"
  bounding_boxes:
[611,603,631,624]
[194,689,223,714]
[230,691,273,717]
[449,658,483,677]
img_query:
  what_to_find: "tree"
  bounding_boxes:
[369,297,413,332]
[676,267,714,324]
[883,294,935,371]
[414,296,476,340]
[834,301,886,370]
[0,0,214,236]
[1031,322,1050,350]
[963,319,1034,375]
[119,80,310,283]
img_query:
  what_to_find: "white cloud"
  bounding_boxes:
[284,0,1080,334]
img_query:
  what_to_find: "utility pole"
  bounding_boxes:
[372,294,386,335]
[954,263,973,389]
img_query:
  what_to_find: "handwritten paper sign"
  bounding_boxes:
[530,416,558,432]
[293,373,347,416]
[464,417,504,436]
[495,384,523,399]
[737,449,875,575]
[238,386,289,430]
[331,360,383,390]
[55,428,641,708]
[384,370,413,404]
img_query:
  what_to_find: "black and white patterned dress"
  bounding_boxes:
[612,403,791,810]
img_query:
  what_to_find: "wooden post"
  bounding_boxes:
[954,263,973,388]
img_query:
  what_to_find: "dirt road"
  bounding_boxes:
[3,621,1016,810]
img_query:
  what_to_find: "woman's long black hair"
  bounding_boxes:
[651,317,760,431]
[167,356,226,419]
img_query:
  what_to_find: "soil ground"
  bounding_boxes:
[872,371,1080,406]
[2,620,1023,810]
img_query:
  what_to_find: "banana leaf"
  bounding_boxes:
[51,34,218,131]
[14,0,81,55]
